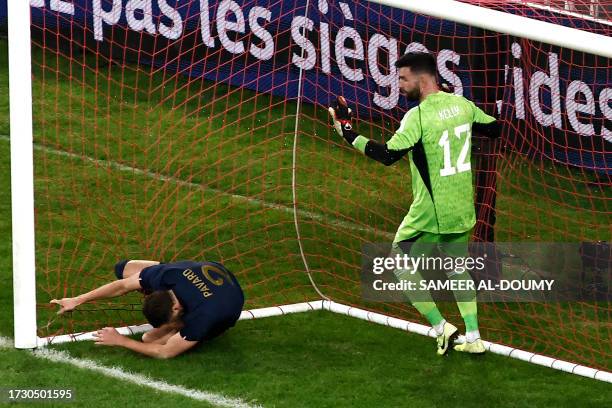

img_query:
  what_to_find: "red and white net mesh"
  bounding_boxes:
[25,0,610,370]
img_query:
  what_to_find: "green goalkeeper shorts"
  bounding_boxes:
[394,230,471,258]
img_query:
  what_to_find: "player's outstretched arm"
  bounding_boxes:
[142,323,179,344]
[328,96,410,166]
[50,272,143,314]
[94,328,197,359]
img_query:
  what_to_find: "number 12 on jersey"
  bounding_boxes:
[438,123,471,177]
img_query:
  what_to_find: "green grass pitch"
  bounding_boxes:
[0,36,610,406]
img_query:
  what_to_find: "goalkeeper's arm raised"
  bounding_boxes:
[328,97,410,166]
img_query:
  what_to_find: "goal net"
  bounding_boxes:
[10,0,610,373]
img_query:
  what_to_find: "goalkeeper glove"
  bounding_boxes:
[328,96,359,144]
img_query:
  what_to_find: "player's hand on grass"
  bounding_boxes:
[328,96,358,144]
[93,327,125,346]
[50,297,80,314]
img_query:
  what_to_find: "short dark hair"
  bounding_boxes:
[142,291,174,328]
[395,52,437,75]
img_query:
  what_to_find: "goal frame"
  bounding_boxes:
[8,0,612,383]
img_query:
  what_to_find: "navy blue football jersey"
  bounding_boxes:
[139,261,244,342]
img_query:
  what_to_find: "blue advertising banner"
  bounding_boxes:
[2,0,611,173]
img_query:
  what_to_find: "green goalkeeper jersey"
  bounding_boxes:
[381,91,495,241]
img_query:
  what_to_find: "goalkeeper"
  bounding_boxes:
[328,52,500,355]
[50,260,244,359]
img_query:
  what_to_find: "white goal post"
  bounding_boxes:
[9,0,37,350]
[372,0,612,58]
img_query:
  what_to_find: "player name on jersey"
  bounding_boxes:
[438,105,460,120]
[182,268,213,298]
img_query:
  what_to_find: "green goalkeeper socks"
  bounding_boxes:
[394,268,444,327]
[448,270,479,333]
[421,304,445,327]
[394,266,479,331]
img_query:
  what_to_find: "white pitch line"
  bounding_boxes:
[0,336,261,408]
[0,336,13,348]
[0,135,394,240]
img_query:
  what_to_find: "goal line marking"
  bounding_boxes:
[0,336,261,408]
